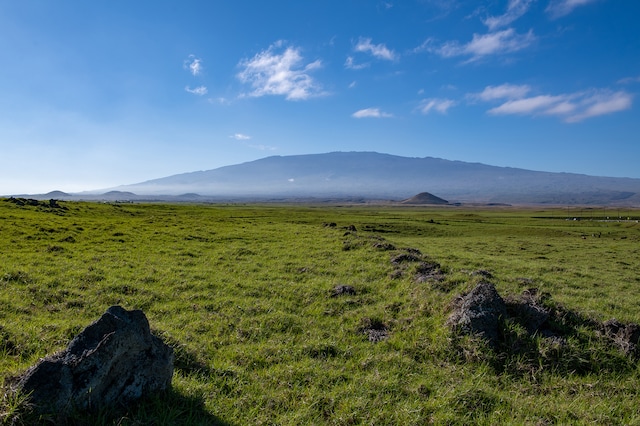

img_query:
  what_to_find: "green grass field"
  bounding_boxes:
[1,199,640,425]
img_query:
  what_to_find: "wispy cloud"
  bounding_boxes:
[237,41,324,101]
[184,54,203,76]
[470,83,532,101]
[345,56,369,70]
[618,75,640,85]
[230,133,251,140]
[484,0,533,30]
[185,85,208,96]
[489,94,567,115]
[354,37,397,61]
[352,107,393,118]
[431,28,535,62]
[480,85,633,122]
[546,0,598,19]
[418,98,456,114]
[565,90,633,122]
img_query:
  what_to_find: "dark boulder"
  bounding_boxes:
[446,281,507,347]
[14,306,174,414]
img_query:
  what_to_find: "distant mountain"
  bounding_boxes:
[104,152,640,205]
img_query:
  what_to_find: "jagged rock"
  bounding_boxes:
[391,253,422,265]
[447,281,507,347]
[372,241,396,251]
[358,318,389,343]
[601,319,640,357]
[331,284,356,297]
[14,306,174,414]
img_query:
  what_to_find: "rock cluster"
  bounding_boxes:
[447,282,640,362]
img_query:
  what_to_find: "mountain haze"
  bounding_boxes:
[107,152,640,205]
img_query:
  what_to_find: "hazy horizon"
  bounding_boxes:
[4,150,640,197]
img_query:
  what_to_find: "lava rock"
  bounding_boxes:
[14,306,174,414]
[446,281,507,347]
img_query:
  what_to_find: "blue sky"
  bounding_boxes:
[1,0,639,194]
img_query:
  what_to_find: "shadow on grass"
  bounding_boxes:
[119,386,234,426]
[11,387,234,426]
[446,294,636,379]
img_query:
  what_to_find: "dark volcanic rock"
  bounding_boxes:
[14,306,174,414]
[331,284,357,297]
[601,319,640,357]
[391,253,422,265]
[358,318,390,343]
[447,281,507,347]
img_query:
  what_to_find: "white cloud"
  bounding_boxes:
[546,0,598,19]
[565,90,633,122]
[345,56,369,70]
[230,133,251,140]
[471,83,532,101]
[481,85,633,122]
[418,98,456,114]
[488,94,566,115]
[434,28,535,61]
[352,108,393,118]
[354,37,397,61]
[237,41,324,101]
[484,0,533,30]
[185,85,208,96]
[184,55,203,76]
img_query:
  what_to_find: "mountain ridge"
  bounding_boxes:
[103,152,640,205]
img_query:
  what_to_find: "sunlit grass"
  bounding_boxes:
[1,199,639,424]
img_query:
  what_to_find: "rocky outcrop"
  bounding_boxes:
[446,282,507,347]
[14,306,174,414]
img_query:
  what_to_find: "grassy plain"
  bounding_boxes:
[1,199,640,424]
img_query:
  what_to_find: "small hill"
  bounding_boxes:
[401,192,448,205]
[44,190,71,198]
